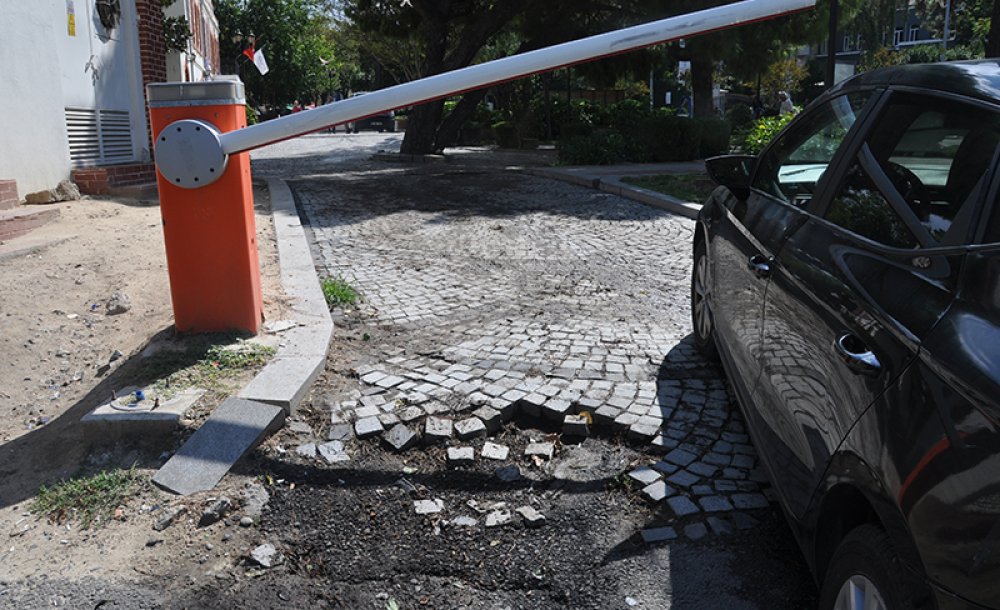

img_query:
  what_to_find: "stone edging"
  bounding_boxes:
[237,179,333,412]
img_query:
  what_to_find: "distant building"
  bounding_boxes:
[0,1,220,198]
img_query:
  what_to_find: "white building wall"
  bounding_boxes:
[0,0,149,196]
[0,3,71,196]
[164,0,218,82]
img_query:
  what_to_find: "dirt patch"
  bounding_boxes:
[0,185,286,584]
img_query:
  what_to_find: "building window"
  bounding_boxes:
[893,28,903,46]
[909,25,920,42]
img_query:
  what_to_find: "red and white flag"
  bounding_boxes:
[252,47,269,75]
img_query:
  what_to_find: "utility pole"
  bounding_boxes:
[942,0,952,51]
[826,0,838,89]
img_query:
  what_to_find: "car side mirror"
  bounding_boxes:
[705,155,755,200]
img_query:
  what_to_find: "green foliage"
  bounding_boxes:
[321,277,359,309]
[558,132,633,165]
[32,467,145,529]
[216,0,341,108]
[695,118,732,157]
[859,42,983,73]
[744,113,796,155]
[492,121,520,149]
[620,174,718,203]
[163,16,191,52]
[726,104,755,133]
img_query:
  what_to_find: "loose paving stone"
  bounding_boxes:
[251,543,282,568]
[525,442,555,460]
[377,413,400,427]
[375,375,406,389]
[414,499,445,515]
[354,405,381,420]
[399,406,425,423]
[593,405,620,427]
[481,441,510,461]
[454,417,488,440]
[667,495,700,517]
[327,423,353,441]
[628,422,660,442]
[295,443,317,459]
[359,394,386,408]
[562,414,590,437]
[684,522,708,541]
[383,424,419,452]
[627,466,661,486]
[360,371,387,385]
[423,417,453,444]
[447,446,475,466]
[471,406,502,433]
[641,526,678,544]
[641,480,674,504]
[354,416,384,439]
[485,509,512,527]
[450,515,479,528]
[318,441,350,463]
[515,506,546,528]
[519,393,546,417]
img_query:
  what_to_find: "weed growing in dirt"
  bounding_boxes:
[31,467,146,529]
[138,337,276,397]
[321,276,359,309]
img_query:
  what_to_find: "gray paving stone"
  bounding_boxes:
[641,480,674,503]
[481,441,510,460]
[641,526,677,544]
[731,512,761,530]
[360,371,387,385]
[732,493,770,510]
[628,466,661,486]
[542,398,573,421]
[515,505,546,528]
[296,443,317,459]
[627,422,660,442]
[562,414,590,437]
[684,522,708,541]
[454,417,488,440]
[698,495,734,512]
[153,398,284,495]
[664,448,698,467]
[354,405,380,420]
[666,495,700,517]
[593,405,620,427]
[667,470,700,488]
[707,516,735,536]
[354,416,384,439]
[687,462,718,478]
[414,499,445,515]
[399,406,425,423]
[471,406,502,433]
[520,393,546,417]
[383,424,419,451]
[375,375,406,389]
[651,460,679,475]
[525,442,555,460]
[377,412,401,427]
[423,417,453,444]
[612,412,640,432]
[447,446,475,466]
[318,440,350,463]
[327,423,353,441]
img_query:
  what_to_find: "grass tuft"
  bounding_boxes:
[620,174,717,203]
[31,467,145,529]
[321,276,359,309]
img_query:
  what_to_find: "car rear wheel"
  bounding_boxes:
[691,239,719,361]
[820,525,915,610]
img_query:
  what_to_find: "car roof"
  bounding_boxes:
[830,59,1000,106]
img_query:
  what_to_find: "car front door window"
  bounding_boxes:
[752,92,873,208]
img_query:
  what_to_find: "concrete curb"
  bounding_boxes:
[524,167,701,220]
[237,178,333,413]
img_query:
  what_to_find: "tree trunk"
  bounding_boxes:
[400,102,445,154]
[691,55,715,119]
[434,89,489,149]
[988,0,1000,58]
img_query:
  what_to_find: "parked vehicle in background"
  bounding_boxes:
[692,60,1000,610]
[344,92,395,133]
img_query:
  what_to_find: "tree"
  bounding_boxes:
[340,0,645,154]
[215,0,341,110]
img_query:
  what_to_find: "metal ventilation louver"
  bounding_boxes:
[65,108,134,167]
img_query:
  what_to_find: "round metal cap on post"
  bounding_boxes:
[154,119,228,188]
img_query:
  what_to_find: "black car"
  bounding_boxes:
[344,92,395,133]
[694,60,1000,610]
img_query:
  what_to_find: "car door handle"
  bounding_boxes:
[747,254,772,279]
[834,334,882,376]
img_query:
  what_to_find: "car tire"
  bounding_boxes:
[691,238,719,361]
[819,525,917,610]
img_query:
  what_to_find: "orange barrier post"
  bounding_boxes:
[147,80,262,335]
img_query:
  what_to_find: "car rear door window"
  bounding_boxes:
[752,92,872,207]
[825,93,1000,248]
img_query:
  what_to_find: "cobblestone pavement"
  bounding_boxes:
[292,148,774,537]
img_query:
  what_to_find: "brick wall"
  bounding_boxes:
[135,0,168,155]
[72,163,156,195]
[0,179,18,210]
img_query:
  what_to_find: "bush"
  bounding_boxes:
[725,104,754,134]
[696,118,732,157]
[492,121,520,148]
[558,131,632,165]
[643,114,701,162]
[608,99,653,135]
[744,113,796,155]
